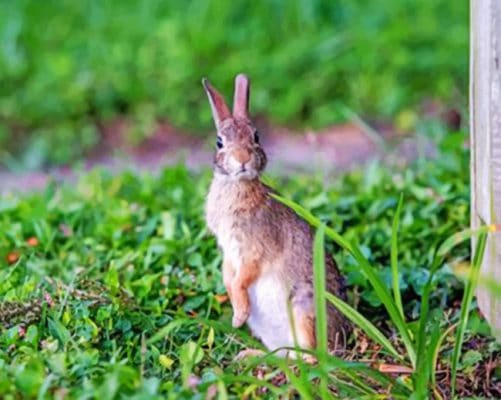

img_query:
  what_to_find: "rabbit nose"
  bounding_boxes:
[232,148,251,165]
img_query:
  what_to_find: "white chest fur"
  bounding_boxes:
[213,219,295,352]
[247,271,295,353]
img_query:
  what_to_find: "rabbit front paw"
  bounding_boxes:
[232,309,249,328]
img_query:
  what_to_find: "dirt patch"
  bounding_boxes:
[0,120,430,194]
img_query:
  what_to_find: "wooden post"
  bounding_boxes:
[470,0,501,338]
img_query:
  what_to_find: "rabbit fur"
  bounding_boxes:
[203,74,350,357]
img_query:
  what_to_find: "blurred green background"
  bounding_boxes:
[0,0,468,168]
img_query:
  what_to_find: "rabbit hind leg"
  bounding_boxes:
[290,307,318,364]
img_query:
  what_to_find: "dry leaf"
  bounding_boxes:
[214,294,229,304]
[378,363,414,375]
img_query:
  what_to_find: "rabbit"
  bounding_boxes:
[202,74,350,359]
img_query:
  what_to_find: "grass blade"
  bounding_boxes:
[325,293,401,360]
[147,319,196,345]
[391,193,404,320]
[436,224,497,258]
[272,194,353,251]
[313,224,330,399]
[413,316,441,397]
[450,230,488,397]
[431,323,457,387]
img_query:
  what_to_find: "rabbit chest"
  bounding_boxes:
[206,181,297,351]
[212,217,296,351]
[247,271,295,352]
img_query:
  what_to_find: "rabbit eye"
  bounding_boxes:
[254,131,260,144]
[216,136,223,149]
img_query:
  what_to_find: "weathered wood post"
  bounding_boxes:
[470,0,501,338]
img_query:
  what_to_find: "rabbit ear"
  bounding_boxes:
[233,73,250,120]
[202,78,232,127]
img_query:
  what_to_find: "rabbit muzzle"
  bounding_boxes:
[226,148,259,180]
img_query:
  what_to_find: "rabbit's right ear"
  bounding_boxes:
[202,78,231,128]
[233,73,249,120]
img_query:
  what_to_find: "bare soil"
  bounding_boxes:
[0,120,433,194]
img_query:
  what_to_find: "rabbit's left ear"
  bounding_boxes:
[233,73,250,120]
[202,78,232,128]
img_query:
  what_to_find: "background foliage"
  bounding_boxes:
[0,0,468,165]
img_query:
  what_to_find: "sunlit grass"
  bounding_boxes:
[0,135,498,397]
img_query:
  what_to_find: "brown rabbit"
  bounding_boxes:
[203,74,350,359]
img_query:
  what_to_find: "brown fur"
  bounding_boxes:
[203,74,351,355]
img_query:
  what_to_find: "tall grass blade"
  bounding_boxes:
[325,293,401,360]
[413,316,441,397]
[414,251,443,398]
[391,193,405,320]
[313,224,330,399]
[450,230,488,397]
[436,224,497,258]
[431,323,457,387]
[272,194,352,250]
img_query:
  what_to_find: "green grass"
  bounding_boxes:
[0,133,499,398]
[281,188,492,398]
[0,0,468,166]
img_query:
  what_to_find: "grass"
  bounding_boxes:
[0,132,499,398]
[281,190,493,398]
[0,0,468,167]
